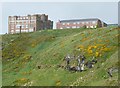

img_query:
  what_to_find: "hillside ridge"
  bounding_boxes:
[2,27,119,86]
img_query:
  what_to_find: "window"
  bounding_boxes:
[16,30,20,33]
[21,30,28,32]
[26,17,28,19]
[24,21,26,23]
[16,26,19,28]
[77,22,80,24]
[62,23,65,25]
[11,27,14,29]
[29,28,34,32]
[25,30,28,32]
[72,26,76,28]
[11,30,14,32]
[67,23,69,25]
[10,22,14,24]
[16,25,24,28]
[73,22,76,25]
[25,20,28,23]
[31,17,34,19]
[20,17,22,20]
[26,25,28,28]
[16,22,19,24]
[60,27,63,29]
[11,18,14,21]
[16,24,21,28]
[22,25,24,28]
[82,22,84,24]
[31,21,35,23]
[92,21,96,24]
[21,30,24,32]
[94,26,97,28]
[20,21,23,24]
[11,24,14,28]
[66,26,70,28]
[90,26,93,28]
[30,24,33,28]
[86,22,89,24]
[16,20,20,23]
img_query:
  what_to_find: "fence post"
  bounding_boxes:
[20,26,22,34]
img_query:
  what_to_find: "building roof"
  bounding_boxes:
[59,18,100,23]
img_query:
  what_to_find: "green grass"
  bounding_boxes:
[2,27,119,86]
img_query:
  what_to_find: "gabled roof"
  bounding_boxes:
[59,18,100,23]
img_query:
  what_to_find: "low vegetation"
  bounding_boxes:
[2,26,119,86]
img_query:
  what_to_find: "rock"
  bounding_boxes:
[107,67,118,77]
[10,39,14,42]
[85,61,93,68]
[102,63,104,65]
[80,77,83,80]
[91,59,97,64]
[37,65,41,69]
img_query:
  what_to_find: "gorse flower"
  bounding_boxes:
[76,41,113,58]
[56,80,61,86]
[20,78,27,81]
[87,49,93,54]
[95,52,99,57]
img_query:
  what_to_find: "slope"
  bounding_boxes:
[2,27,119,86]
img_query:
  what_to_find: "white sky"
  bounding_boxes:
[0,3,2,34]
[0,0,119,2]
[0,0,119,34]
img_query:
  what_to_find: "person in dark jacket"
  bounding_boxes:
[77,55,81,71]
[65,54,71,70]
[81,55,86,64]
[85,61,93,68]
[107,67,113,77]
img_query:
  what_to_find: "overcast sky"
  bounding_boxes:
[1,2,118,34]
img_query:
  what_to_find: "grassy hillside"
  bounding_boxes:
[2,27,119,86]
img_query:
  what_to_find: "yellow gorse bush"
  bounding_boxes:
[60,41,65,48]
[76,42,112,58]
[95,52,99,57]
[56,80,61,86]
[20,78,27,81]
[87,49,93,54]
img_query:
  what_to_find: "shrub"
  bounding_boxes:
[13,78,30,86]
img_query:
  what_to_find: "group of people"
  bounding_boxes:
[62,54,117,78]
[64,54,87,72]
